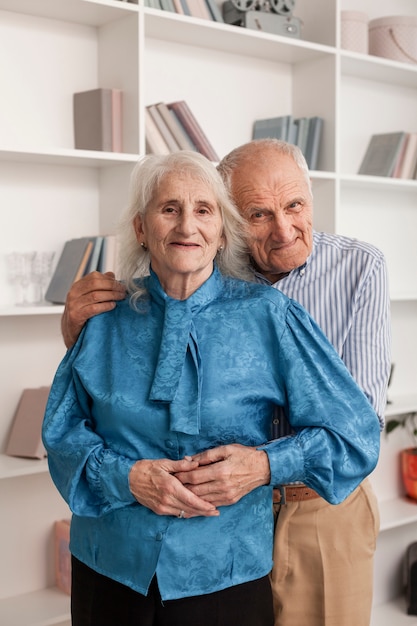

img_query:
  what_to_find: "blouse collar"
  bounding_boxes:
[147,265,223,435]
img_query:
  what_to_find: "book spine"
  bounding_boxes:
[179,0,191,15]
[76,240,95,281]
[189,0,211,19]
[86,236,104,274]
[111,89,123,153]
[399,134,417,179]
[73,88,113,152]
[168,101,219,161]
[172,0,184,13]
[155,102,195,150]
[304,116,324,171]
[160,0,176,10]
[98,235,119,275]
[204,0,224,22]
[147,104,180,152]
[145,108,171,154]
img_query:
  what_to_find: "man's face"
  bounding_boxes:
[230,148,314,283]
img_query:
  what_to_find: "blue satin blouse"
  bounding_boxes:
[43,266,380,600]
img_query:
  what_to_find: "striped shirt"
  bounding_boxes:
[255,231,392,429]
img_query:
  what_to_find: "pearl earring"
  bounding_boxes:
[141,242,148,251]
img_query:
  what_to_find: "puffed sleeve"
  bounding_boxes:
[260,300,381,505]
[42,330,137,517]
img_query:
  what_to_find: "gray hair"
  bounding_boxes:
[117,151,252,302]
[217,138,312,195]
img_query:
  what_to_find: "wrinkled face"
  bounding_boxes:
[134,171,224,295]
[230,148,313,283]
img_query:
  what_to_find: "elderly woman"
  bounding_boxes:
[42,151,380,626]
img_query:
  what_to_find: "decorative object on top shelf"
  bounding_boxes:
[222,0,302,38]
[386,411,417,501]
[369,16,417,65]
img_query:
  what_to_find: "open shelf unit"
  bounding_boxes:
[0,0,416,622]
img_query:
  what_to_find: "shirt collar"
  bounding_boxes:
[250,257,310,287]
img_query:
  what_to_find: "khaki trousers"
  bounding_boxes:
[270,478,380,626]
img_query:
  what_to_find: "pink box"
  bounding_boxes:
[369,16,417,65]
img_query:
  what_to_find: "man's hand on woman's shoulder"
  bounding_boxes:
[62,271,127,349]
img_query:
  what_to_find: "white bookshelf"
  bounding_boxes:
[0,0,416,623]
[0,587,70,626]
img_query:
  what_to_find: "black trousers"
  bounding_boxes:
[71,556,274,626]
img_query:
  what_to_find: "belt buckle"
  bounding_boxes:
[278,485,286,505]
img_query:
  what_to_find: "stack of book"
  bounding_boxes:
[145,100,219,161]
[358,131,417,179]
[252,114,324,171]
[145,0,223,22]
[45,235,118,305]
[73,88,123,152]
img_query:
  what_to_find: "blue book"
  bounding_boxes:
[85,236,104,274]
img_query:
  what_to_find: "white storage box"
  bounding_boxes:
[341,11,368,54]
[369,15,417,65]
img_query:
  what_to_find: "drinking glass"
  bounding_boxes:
[31,251,56,304]
[5,251,36,305]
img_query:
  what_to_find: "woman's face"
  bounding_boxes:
[134,171,225,297]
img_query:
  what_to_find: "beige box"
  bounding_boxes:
[369,15,417,65]
[341,11,369,54]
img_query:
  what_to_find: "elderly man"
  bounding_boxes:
[60,140,391,626]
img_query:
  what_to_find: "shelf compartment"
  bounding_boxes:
[385,395,417,419]
[371,595,417,625]
[0,0,137,27]
[379,496,417,532]
[144,11,336,65]
[0,586,70,626]
[0,454,49,480]
[341,50,417,89]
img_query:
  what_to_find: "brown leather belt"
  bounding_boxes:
[273,485,320,505]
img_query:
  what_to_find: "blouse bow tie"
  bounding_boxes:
[149,298,202,435]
